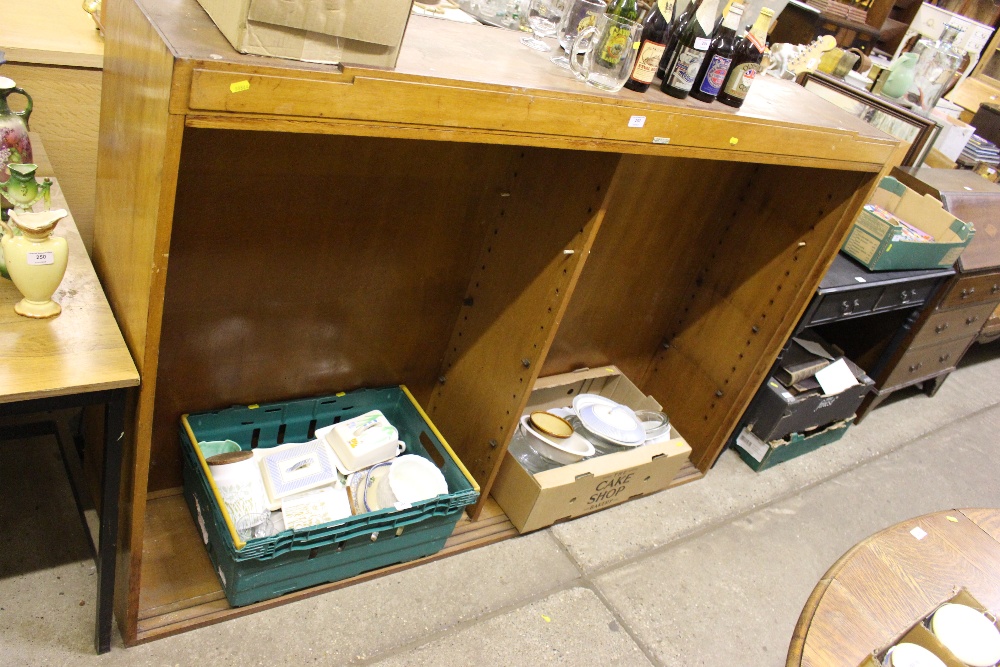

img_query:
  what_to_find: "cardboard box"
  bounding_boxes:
[931,112,977,162]
[842,176,975,271]
[858,589,998,667]
[194,0,414,68]
[734,417,852,472]
[491,367,692,534]
[744,334,873,443]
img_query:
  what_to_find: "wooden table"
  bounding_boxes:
[787,509,1000,666]
[0,172,139,653]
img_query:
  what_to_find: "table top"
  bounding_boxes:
[819,252,955,293]
[788,508,1000,667]
[0,175,138,404]
[139,0,893,148]
[0,0,104,68]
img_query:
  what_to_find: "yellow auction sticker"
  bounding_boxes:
[230,80,251,93]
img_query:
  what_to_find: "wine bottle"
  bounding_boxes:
[624,0,676,92]
[606,0,640,21]
[660,0,722,99]
[712,0,736,35]
[656,0,701,79]
[717,7,773,108]
[596,0,641,68]
[689,2,743,103]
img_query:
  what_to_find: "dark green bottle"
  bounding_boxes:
[656,0,702,80]
[596,0,641,68]
[660,0,721,99]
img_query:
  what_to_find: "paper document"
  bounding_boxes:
[793,337,835,361]
[814,359,859,396]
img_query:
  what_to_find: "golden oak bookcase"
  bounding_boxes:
[93,0,900,644]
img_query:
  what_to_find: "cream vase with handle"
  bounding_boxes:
[1,208,69,318]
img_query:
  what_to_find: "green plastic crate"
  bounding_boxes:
[180,386,479,607]
[734,417,852,472]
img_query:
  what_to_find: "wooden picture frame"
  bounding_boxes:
[798,71,940,167]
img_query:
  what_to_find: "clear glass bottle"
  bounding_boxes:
[905,24,965,115]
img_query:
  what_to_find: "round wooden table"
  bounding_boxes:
[787,509,1000,666]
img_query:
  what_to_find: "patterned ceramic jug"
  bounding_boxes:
[0,77,33,184]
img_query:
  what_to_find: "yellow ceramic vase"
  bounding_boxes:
[2,208,69,318]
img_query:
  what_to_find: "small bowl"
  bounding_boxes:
[520,416,595,465]
[198,439,242,459]
[635,410,670,441]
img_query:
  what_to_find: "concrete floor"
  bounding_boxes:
[2,343,1000,666]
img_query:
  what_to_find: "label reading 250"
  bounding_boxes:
[27,251,54,266]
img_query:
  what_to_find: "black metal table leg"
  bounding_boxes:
[95,389,124,654]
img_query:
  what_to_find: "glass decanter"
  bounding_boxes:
[905,24,965,115]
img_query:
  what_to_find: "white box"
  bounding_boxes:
[931,111,976,162]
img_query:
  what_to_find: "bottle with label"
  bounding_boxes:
[660,0,721,99]
[624,0,675,92]
[596,0,641,68]
[689,2,742,102]
[656,0,702,80]
[717,6,772,108]
[712,0,736,35]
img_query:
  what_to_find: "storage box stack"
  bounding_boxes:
[733,331,873,471]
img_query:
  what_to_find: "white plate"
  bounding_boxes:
[571,393,619,413]
[577,403,646,445]
[388,455,449,505]
[884,642,946,667]
[931,603,1000,667]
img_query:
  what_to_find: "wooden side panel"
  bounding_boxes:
[544,155,749,382]
[92,0,180,644]
[150,130,514,491]
[549,157,877,471]
[648,164,876,470]
[427,148,621,513]
[2,63,102,252]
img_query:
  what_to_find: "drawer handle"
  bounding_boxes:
[967,316,980,326]
[961,287,976,299]
[936,323,949,334]
[992,284,999,294]
[900,289,910,303]
[841,298,860,314]
[909,362,923,373]
[939,353,951,363]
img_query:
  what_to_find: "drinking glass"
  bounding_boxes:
[569,13,643,92]
[521,0,564,52]
[551,0,606,69]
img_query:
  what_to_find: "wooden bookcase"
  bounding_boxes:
[93,0,900,645]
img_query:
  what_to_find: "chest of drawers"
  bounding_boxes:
[857,169,1000,418]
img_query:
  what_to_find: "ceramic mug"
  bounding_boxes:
[569,13,643,92]
[207,450,270,536]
